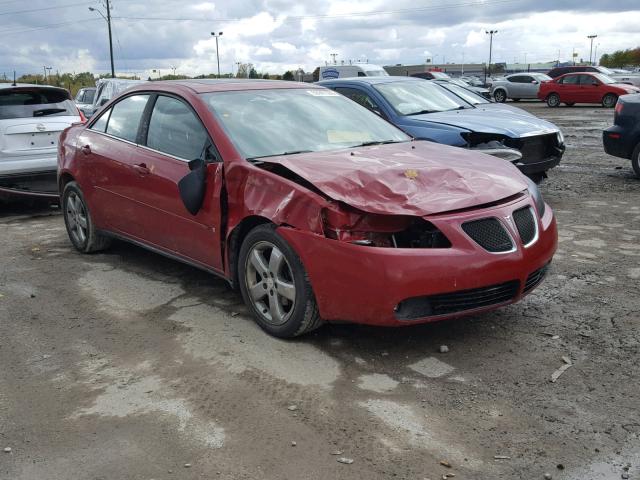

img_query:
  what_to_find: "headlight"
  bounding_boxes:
[556,130,564,146]
[526,177,546,218]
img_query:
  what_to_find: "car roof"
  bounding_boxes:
[127,79,321,94]
[0,82,69,91]
[316,76,423,86]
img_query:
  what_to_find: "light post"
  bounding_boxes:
[587,34,598,66]
[89,2,115,78]
[485,30,497,83]
[211,31,223,78]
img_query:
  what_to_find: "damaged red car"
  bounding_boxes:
[57,80,557,337]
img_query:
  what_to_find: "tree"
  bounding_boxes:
[599,47,640,68]
[282,70,295,81]
[249,67,259,79]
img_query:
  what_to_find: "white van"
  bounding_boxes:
[319,64,389,80]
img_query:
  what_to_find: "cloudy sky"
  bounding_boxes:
[1,0,639,78]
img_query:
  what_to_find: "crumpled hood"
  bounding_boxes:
[408,108,559,137]
[260,141,528,216]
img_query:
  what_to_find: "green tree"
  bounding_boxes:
[282,70,295,81]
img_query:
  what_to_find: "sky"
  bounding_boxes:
[1,0,639,79]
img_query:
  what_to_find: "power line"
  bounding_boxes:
[112,0,524,23]
[0,17,100,35]
[0,0,94,16]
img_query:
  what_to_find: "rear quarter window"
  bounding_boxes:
[0,88,76,119]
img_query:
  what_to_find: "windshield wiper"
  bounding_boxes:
[406,109,437,116]
[354,140,403,147]
[247,150,313,161]
[446,106,470,111]
[33,108,67,117]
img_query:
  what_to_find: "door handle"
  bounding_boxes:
[133,163,151,175]
[81,145,91,155]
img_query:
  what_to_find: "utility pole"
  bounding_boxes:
[594,43,600,66]
[587,34,597,66]
[211,31,223,78]
[43,66,47,82]
[89,2,115,78]
[485,30,497,83]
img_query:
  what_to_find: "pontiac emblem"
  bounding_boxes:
[404,169,418,180]
[36,123,46,132]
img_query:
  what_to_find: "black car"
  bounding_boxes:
[603,93,640,177]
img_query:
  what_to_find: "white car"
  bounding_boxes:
[0,83,81,198]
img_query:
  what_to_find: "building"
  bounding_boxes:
[383,63,487,77]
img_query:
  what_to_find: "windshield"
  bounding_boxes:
[439,83,489,105]
[593,73,617,84]
[532,73,552,81]
[0,88,76,119]
[203,89,409,159]
[597,66,614,75]
[430,72,450,80]
[374,81,471,115]
[363,69,389,77]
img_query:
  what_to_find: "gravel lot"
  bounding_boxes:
[1,101,638,480]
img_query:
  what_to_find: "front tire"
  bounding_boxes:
[631,143,640,178]
[546,93,560,107]
[238,224,322,338]
[493,89,507,103]
[602,93,617,108]
[62,181,111,253]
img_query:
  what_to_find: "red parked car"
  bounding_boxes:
[538,72,640,108]
[58,80,557,337]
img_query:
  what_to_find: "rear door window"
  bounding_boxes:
[560,75,579,85]
[105,94,149,143]
[0,88,76,119]
[146,95,210,161]
[334,87,381,112]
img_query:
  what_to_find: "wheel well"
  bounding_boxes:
[227,216,273,289]
[494,88,506,96]
[58,172,74,194]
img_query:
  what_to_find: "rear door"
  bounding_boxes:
[557,74,580,102]
[76,94,151,236]
[507,75,528,98]
[125,94,224,270]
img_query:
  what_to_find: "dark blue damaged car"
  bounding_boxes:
[317,76,565,182]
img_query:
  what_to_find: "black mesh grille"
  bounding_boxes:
[513,207,536,245]
[462,218,513,252]
[396,280,520,320]
[505,134,557,163]
[524,263,550,293]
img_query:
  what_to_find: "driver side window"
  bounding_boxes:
[146,95,213,161]
[334,87,382,115]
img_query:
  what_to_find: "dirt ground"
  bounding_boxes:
[1,102,638,480]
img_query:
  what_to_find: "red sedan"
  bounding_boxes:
[58,80,557,337]
[538,72,640,107]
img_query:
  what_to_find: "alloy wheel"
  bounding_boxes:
[244,241,296,326]
[65,191,88,246]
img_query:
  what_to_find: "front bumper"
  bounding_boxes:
[603,126,634,159]
[513,154,562,175]
[279,196,557,326]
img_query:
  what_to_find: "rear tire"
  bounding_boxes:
[238,224,323,338]
[631,143,640,178]
[602,93,617,108]
[493,89,507,103]
[62,181,111,253]
[546,93,560,107]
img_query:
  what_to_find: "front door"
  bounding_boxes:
[124,94,224,271]
[578,74,602,103]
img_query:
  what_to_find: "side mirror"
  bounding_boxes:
[531,80,538,84]
[178,158,207,215]
[592,81,599,86]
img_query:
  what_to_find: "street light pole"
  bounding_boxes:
[89,3,115,78]
[485,30,497,83]
[587,34,597,66]
[211,31,223,78]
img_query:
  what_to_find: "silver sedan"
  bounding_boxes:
[491,73,552,102]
